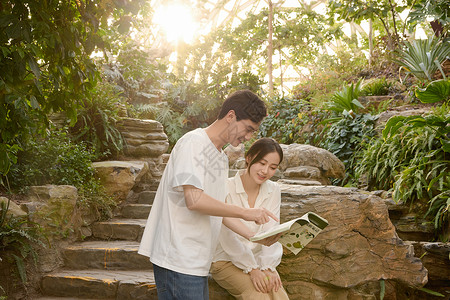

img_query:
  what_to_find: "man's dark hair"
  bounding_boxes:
[217,89,267,123]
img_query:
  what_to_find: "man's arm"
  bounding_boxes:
[183,185,278,225]
[222,217,281,246]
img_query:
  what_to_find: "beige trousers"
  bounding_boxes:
[210,261,289,300]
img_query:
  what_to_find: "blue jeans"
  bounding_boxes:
[153,264,209,300]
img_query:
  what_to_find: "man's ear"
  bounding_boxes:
[225,110,236,123]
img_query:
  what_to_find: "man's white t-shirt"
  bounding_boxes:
[138,128,229,276]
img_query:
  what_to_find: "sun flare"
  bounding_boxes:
[153,4,198,44]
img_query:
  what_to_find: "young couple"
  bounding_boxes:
[139,90,289,299]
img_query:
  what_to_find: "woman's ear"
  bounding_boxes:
[245,155,252,167]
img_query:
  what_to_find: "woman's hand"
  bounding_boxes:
[263,269,283,292]
[249,268,271,293]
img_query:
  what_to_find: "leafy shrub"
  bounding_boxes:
[321,113,378,185]
[415,79,450,103]
[7,131,115,220]
[324,79,365,114]
[356,105,449,236]
[258,96,330,146]
[394,36,450,82]
[70,81,125,159]
[361,77,393,96]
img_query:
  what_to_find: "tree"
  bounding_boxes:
[407,0,450,38]
[0,0,146,177]
[327,0,412,51]
[176,4,342,94]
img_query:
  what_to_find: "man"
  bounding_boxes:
[138,89,278,299]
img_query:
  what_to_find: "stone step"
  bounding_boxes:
[62,241,152,270]
[120,204,151,219]
[92,219,146,241]
[136,191,156,204]
[41,269,157,299]
[35,297,113,300]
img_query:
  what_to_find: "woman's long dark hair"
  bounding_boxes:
[246,138,283,170]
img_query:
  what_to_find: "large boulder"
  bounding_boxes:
[92,161,149,202]
[279,144,345,185]
[278,184,428,299]
[21,185,79,241]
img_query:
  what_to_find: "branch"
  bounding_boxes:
[388,0,400,45]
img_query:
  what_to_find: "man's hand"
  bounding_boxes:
[244,207,278,225]
[254,232,282,247]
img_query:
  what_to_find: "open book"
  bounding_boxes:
[250,212,328,255]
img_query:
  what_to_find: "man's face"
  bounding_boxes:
[227,118,260,147]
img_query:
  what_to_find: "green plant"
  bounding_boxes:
[70,81,125,159]
[383,106,449,231]
[6,130,115,221]
[321,112,378,185]
[357,105,449,235]
[324,79,365,114]
[0,199,45,293]
[361,77,393,96]
[415,79,450,103]
[394,36,450,81]
[0,0,146,177]
[407,0,450,38]
[258,96,330,146]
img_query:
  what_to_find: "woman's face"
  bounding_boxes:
[246,151,281,185]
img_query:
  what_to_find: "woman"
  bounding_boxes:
[211,138,289,300]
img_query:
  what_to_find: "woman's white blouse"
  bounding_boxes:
[212,170,283,273]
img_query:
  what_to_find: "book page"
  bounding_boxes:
[249,217,301,241]
[279,221,322,255]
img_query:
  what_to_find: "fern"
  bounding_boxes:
[0,200,45,288]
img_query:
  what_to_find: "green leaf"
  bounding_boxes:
[441,139,450,153]
[380,279,385,300]
[417,287,445,297]
[382,116,406,140]
[415,79,450,103]
[30,95,40,109]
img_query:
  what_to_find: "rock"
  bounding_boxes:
[375,106,433,132]
[23,185,78,239]
[233,157,246,169]
[283,165,326,184]
[224,144,245,167]
[277,178,322,186]
[413,242,450,284]
[278,184,428,299]
[0,196,27,217]
[117,118,169,159]
[93,161,149,202]
[279,144,345,183]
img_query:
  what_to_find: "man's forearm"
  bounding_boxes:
[184,185,246,218]
[222,217,254,240]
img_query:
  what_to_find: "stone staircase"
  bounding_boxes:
[36,189,159,299]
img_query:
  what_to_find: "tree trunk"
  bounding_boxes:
[369,18,373,68]
[268,0,274,96]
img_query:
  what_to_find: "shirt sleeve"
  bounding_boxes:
[218,225,259,273]
[169,134,205,192]
[256,183,283,271]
